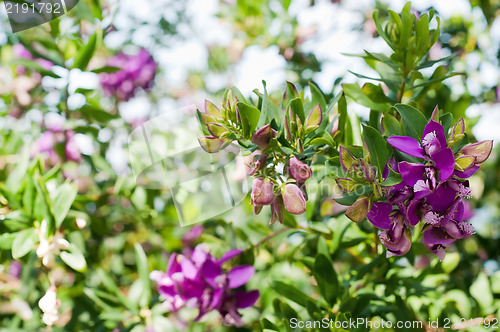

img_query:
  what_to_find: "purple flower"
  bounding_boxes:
[362,113,491,260]
[99,49,157,101]
[150,245,259,327]
[387,120,455,183]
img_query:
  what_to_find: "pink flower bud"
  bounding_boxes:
[459,140,493,164]
[282,184,306,215]
[270,195,285,225]
[287,156,312,182]
[251,178,274,206]
[251,124,277,149]
[248,154,268,176]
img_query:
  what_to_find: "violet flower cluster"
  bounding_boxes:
[339,113,493,260]
[99,49,157,101]
[378,118,491,259]
[150,245,259,327]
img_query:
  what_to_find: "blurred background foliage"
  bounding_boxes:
[0,0,499,331]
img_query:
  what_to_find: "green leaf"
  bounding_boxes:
[441,252,460,273]
[73,33,98,70]
[333,193,360,206]
[362,126,390,180]
[271,281,314,307]
[309,132,335,149]
[0,233,17,250]
[335,93,348,144]
[98,269,136,312]
[372,9,395,51]
[12,229,36,259]
[9,58,60,78]
[313,254,339,305]
[60,244,87,272]
[34,174,56,236]
[80,105,120,123]
[382,165,402,187]
[90,66,121,74]
[382,114,400,137]
[134,243,151,308]
[308,81,326,115]
[393,104,427,140]
[439,113,453,136]
[288,98,305,125]
[342,83,389,112]
[283,81,299,108]
[470,272,494,313]
[52,183,78,228]
[237,102,260,139]
[6,147,29,196]
[362,83,393,104]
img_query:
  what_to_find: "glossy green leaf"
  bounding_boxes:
[271,281,315,307]
[313,254,339,305]
[362,125,390,180]
[134,243,152,308]
[60,244,87,272]
[237,102,261,139]
[393,104,427,140]
[53,183,78,228]
[12,229,36,259]
[73,33,98,70]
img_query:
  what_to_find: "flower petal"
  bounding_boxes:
[454,165,479,179]
[423,227,456,245]
[398,162,426,187]
[425,183,457,214]
[234,290,260,309]
[432,147,455,182]
[228,265,255,289]
[423,120,447,151]
[366,202,393,230]
[406,200,421,226]
[387,136,425,158]
[201,260,222,288]
[218,249,243,264]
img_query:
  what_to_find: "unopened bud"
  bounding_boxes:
[287,156,312,182]
[251,178,274,206]
[251,124,277,150]
[282,184,306,215]
[459,140,493,164]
